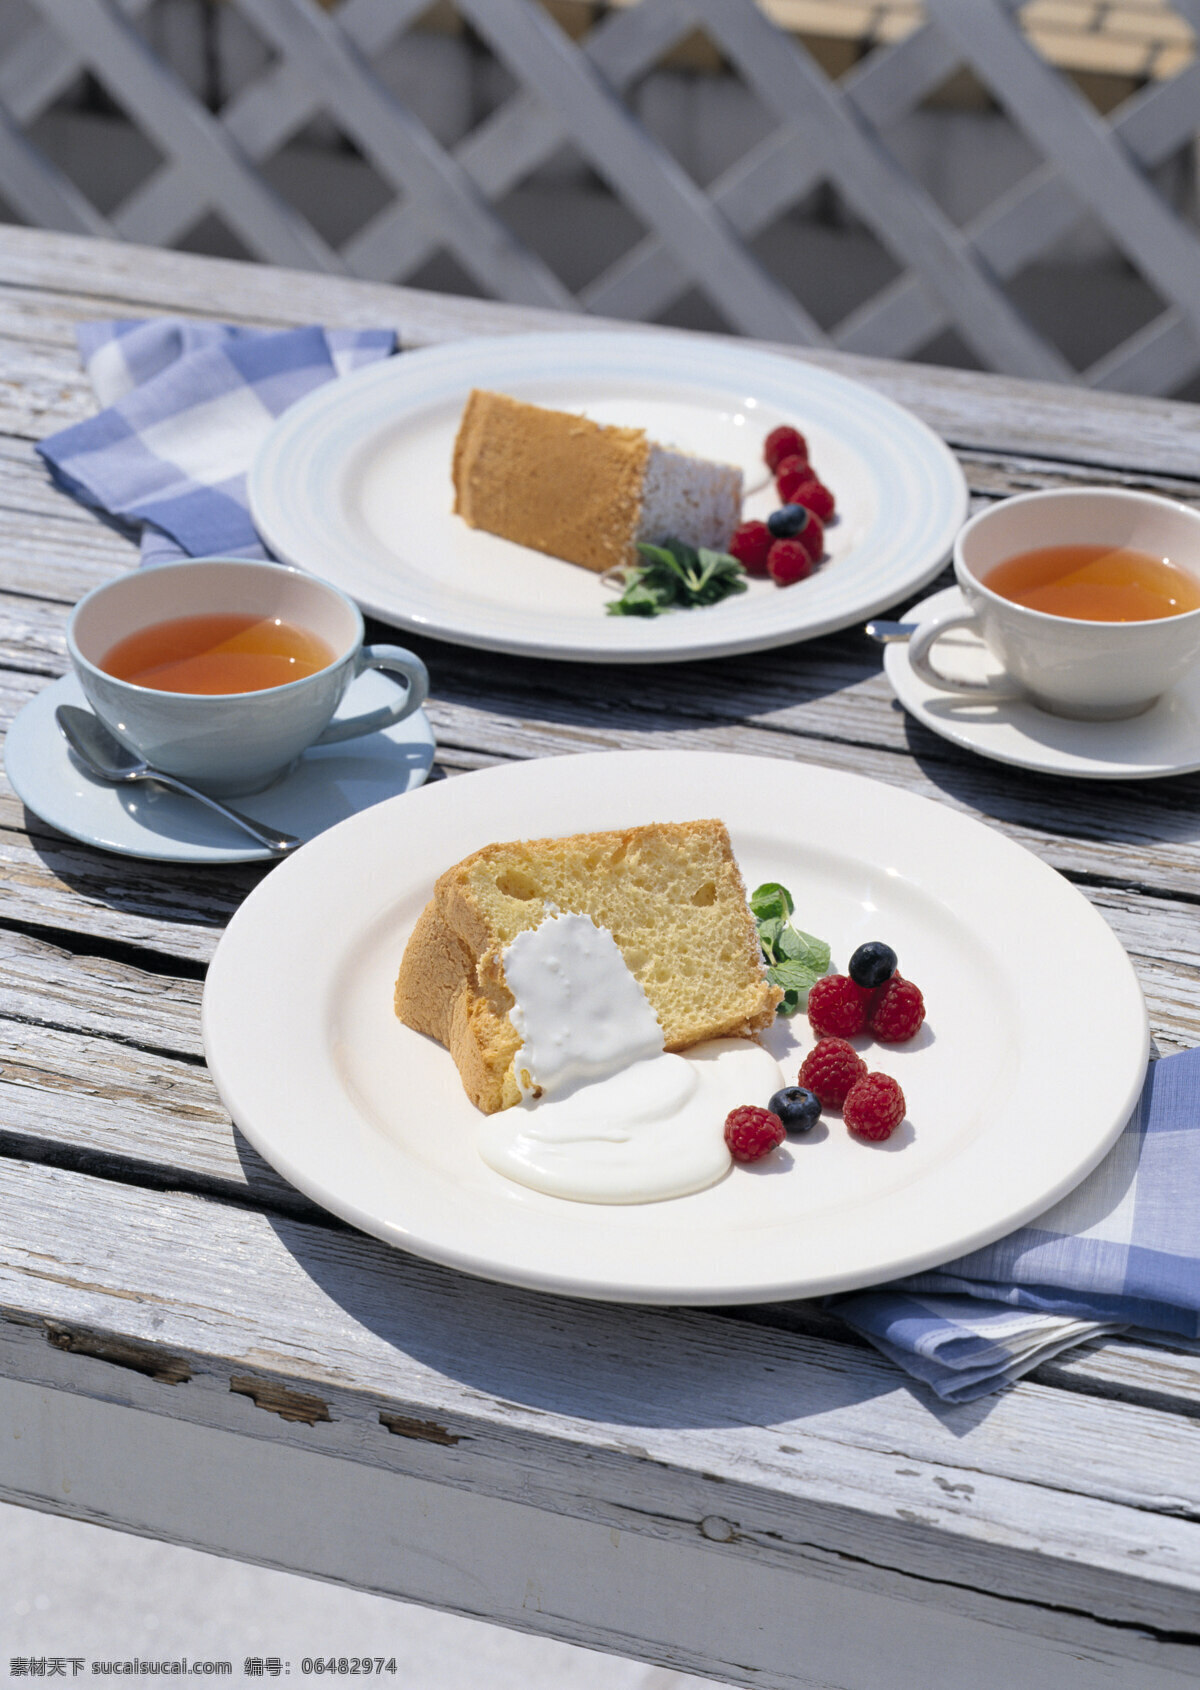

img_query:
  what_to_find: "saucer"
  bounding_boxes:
[885,587,1200,780]
[4,671,436,863]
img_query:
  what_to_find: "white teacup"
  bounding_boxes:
[908,489,1200,720]
[68,558,429,795]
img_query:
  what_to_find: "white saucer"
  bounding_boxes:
[4,671,436,863]
[885,587,1200,780]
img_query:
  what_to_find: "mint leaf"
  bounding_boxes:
[774,926,830,977]
[750,881,828,1016]
[768,956,827,991]
[750,882,794,922]
[606,537,747,617]
[606,579,663,617]
[755,917,784,960]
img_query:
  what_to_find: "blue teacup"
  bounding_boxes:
[68,557,428,796]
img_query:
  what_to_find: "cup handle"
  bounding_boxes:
[907,609,1023,699]
[313,645,430,745]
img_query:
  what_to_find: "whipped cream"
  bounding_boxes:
[478,912,784,1204]
[503,911,662,1099]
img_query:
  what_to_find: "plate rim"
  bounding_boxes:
[886,585,1200,781]
[201,749,1148,1304]
[248,330,969,664]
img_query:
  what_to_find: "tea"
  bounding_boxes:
[100,613,336,694]
[982,545,1200,622]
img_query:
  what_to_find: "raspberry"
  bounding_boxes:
[724,1104,785,1163]
[791,479,836,523]
[767,538,813,586]
[807,973,872,1038]
[728,520,774,577]
[868,975,925,1043]
[796,511,823,563]
[797,1038,867,1108]
[775,456,816,504]
[843,1072,906,1141]
[764,425,807,473]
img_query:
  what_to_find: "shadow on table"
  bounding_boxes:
[380,619,876,744]
[894,702,1200,848]
[250,1193,999,1440]
[19,806,266,950]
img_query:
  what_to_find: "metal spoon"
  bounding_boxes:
[56,705,301,857]
[864,619,919,643]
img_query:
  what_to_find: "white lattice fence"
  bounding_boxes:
[3,0,1200,392]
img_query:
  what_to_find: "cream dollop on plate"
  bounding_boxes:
[479,912,783,1203]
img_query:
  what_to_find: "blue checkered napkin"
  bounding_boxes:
[37,318,396,565]
[835,1044,1200,1401]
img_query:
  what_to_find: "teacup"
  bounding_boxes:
[908,489,1200,720]
[68,558,429,795]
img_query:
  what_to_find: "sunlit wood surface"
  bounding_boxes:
[0,226,1198,1690]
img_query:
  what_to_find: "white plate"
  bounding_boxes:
[4,671,436,864]
[249,332,968,665]
[202,751,1147,1304]
[888,586,1200,780]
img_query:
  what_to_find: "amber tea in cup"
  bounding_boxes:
[100,612,336,694]
[982,545,1200,623]
[69,558,428,795]
[908,488,1200,720]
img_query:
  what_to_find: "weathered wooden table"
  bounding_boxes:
[1,226,1199,1689]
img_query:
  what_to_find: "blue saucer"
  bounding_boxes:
[5,670,436,863]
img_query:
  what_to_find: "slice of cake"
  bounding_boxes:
[451,389,743,574]
[395,819,781,1113]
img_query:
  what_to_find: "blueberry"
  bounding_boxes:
[848,941,897,989]
[766,504,811,539]
[768,1086,822,1135]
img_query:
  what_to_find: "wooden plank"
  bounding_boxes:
[0,1016,303,1207]
[6,613,1200,931]
[0,922,201,1053]
[0,818,259,965]
[0,333,101,438]
[0,909,1197,1437]
[0,434,102,521]
[3,1374,1196,1690]
[410,670,1200,902]
[0,502,135,603]
[3,1371,1199,1690]
[1036,1333,1200,1417]
[5,229,1200,474]
[0,587,68,671]
[3,571,1200,922]
[1,1158,1200,1654]
[0,925,320,1210]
